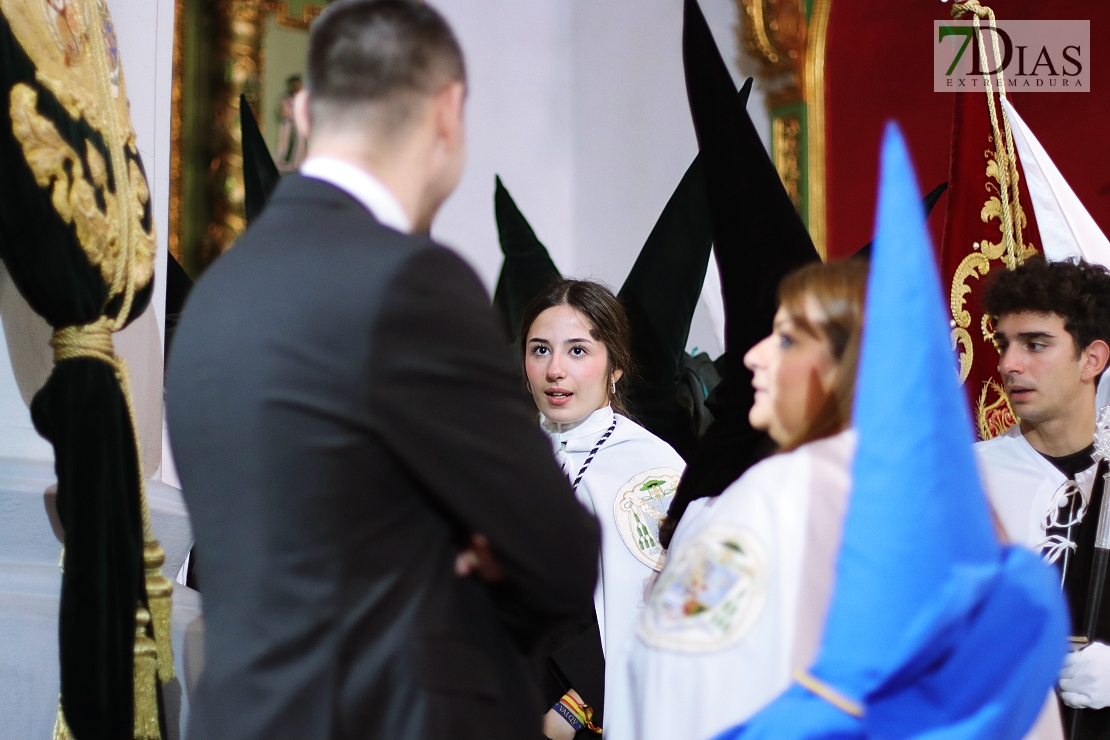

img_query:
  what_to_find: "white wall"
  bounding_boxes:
[432,0,771,358]
[432,0,578,282]
[109,0,176,477]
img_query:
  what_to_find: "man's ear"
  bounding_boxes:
[293,89,311,140]
[1082,339,1110,382]
[434,81,466,146]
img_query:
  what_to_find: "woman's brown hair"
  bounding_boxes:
[776,258,869,451]
[518,279,633,416]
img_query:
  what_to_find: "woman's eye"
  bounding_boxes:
[532,346,549,356]
[570,345,587,357]
[778,333,795,349]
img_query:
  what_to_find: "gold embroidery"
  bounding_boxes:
[8,84,157,287]
[981,314,996,344]
[0,0,154,289]
[977,378,1017,440]
[951,328,973,384]
[40,0,87,63]
[5,0,170,730]
[950,251,989,330]
[10,84,119,281]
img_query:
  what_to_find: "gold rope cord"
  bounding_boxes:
[946,1,1034,440]
[1,0,172,735]
[952,0,1032,268]
[72,2,167,725]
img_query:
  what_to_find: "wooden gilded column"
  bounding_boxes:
[737,0,830,259]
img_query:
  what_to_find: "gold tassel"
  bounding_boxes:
[52,700,73,740]
[143,542,175,682]
[133,606,162,740]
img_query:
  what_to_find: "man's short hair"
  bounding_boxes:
[307,0,465,133]
[983,255,1110,355]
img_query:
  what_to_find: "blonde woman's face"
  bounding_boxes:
[524,305,622,425]
[744,299,839,446]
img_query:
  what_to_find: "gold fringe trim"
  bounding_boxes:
[52,701,73,740]
[794,669,865,718]
[144,543,175,682]
[133,606,161,740]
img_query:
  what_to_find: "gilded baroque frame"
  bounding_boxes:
[169,0,325,271]
[737,0,830,259]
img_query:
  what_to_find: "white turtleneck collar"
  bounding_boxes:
[542,405,616,451]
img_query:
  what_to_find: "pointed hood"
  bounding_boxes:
[1003,98,1110,267]
[491,176,561,342]
[712,124,1067,740]
[1001,99,1110,416]
[818,123,999,688]
[664,0,819,538]
[852,181,947,260]
[240,94,281,225]
[618,78,752,459]
[682,0,817,360]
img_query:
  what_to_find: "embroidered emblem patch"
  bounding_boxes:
[614,468,681,571]
[636,526,767,653]
[97,0,120,98]
[41,0,87,61]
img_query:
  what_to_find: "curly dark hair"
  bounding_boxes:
[983,255,1110,355]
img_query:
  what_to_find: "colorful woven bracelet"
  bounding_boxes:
[553,692,602,734]
[553,699,584,732]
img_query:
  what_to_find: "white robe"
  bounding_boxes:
[543,406,685,736]
[975,424,1098,550]
[613,430,856,740]
[975,425,1077,740]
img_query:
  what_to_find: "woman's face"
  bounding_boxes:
[524,305,622,425]
[744,297,839,446]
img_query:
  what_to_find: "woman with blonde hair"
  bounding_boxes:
[615,258,868,740]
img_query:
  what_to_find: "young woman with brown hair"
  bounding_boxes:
[519,279,685,740]
[615,258,868,740]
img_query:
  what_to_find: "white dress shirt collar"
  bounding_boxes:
[300,156,412,234]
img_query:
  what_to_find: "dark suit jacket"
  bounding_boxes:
[166,175,600,740]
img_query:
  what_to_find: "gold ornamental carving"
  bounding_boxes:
[262,0,326,30]
[736,0,829,258]
[772,115,802,212]
[203,0,263,262]
[739,0,807,88]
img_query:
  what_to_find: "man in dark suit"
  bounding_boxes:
[166,2,600,738]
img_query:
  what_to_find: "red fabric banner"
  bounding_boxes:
[938,88,1041,439]
[822,0,1110,261]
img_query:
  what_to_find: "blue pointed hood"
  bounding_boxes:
[816,124,998,686]
[713,123,1067,740]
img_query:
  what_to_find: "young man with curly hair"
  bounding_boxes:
[976,256,1110,738]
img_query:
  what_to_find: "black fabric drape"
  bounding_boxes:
[491,175,561,343]
[663,0,821,544]
[240,94,280,226]
[853,182,948,260]
[616,79,750,460]
[615,155,713,459]
[0,6,158,738]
